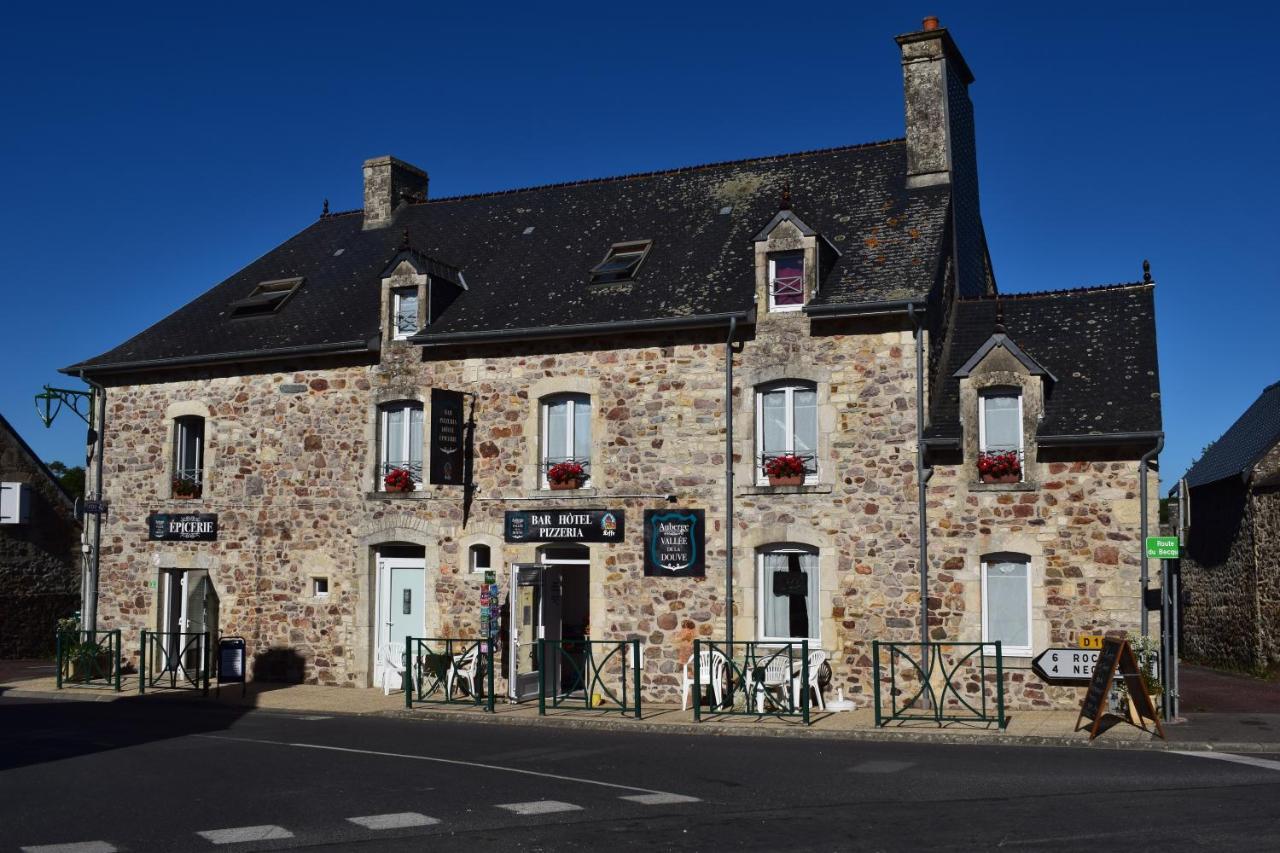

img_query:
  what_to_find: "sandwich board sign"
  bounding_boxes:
[1074,636,1164,741]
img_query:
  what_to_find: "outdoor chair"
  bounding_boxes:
[680,648,727,711]
[447,645,482,699]
[743,651,797,713]
[793,649,829,711]
[377,641,406,696]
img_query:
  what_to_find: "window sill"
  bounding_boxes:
[364,491,434,501]
[738,484,832,496]
[530,487,600,499]
[970,481,1036,493]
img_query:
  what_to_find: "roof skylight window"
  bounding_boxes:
[229,277,304,317]
[590,240,651,284]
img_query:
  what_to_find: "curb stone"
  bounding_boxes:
[6,686,1274,753]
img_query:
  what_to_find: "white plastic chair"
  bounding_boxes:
[792,649,829,711]
[378,641,406,696]
[745,652,797,712]
[447,645,481,699]
[681,649,727,711]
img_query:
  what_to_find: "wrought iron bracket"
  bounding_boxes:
[35,385,93,427]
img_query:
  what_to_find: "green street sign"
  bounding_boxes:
[1146,536,1180,559]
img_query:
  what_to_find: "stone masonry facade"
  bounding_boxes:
[93,294,1154,709]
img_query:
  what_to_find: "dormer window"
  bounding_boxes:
[590,241,651,284]
[978,389,1024,483]
[392,287,419,340]
[229,277,303,317]
[768,252,805,311]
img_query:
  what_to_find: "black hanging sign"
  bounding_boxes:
[429,388,466,486]
[643,509,705,577]
[147,513,217,541]
[504,509,624,543]
[772,571,809,597]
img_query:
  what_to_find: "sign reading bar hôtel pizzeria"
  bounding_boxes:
[147,513,218,541]
[505,509,624,543]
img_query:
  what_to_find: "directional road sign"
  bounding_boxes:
[1031,648,1100,684]
[1145,536,1179,559]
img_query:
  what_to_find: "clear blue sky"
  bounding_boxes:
[2,2,1276,492]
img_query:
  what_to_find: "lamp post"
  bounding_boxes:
[35,383,105,632]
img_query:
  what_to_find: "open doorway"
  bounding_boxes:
[158,569,219,676]
[508,545,590,701]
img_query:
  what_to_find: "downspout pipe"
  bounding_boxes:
[1139,433,1164,636]
[79,371,106,633]
[908,305,932,654]
[725,315,738,649]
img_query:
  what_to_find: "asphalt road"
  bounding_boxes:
[3,695,1280,852]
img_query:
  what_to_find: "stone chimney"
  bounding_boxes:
[896,18,989,297]
[895,17,976,189]
[362,155,429,230]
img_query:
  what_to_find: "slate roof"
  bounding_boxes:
[66,140,950,372]
[1181,380,1280,489]
[926,283,1161,441]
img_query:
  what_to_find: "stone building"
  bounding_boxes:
[1174,380,1280,674]
[0,411,81,658]
[63,20,1162,708]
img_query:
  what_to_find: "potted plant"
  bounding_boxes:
[547,461,585,490]
[384,467,415,493]
[172,475,202,499]
[977,450,1021,484]
[764,454,807,486]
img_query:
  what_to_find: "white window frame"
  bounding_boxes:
[172,416,205,495]
[469,544,492,573]
[539,393,591,488]
[312,577,330,598]
[980,556,1033,657]
[767,252,805,312]
[755,381,818,485]
[978,390,1024,482]
[756,544,821,644]
[391,286,420,340]
[378,401,424,491]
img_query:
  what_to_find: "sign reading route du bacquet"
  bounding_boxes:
[643,509,705,577]
[504,509,625,543]
[147,513,217,542]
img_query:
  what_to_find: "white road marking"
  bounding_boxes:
[347,812,440,830]
[1173,751,1280,772]
[497,800,583,815]
[619,793,702,805]
[850,760,916,773]
[196,825,294,844]
[196,734,686,797]
[21,843,117,853]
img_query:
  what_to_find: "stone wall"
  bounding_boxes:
[92,309,1151,708]
[0,421,81,658]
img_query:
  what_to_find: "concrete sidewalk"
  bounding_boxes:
[2,658,1273,752]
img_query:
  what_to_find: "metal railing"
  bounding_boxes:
[404,637,495,712]
[55,629,122,691]
[171,467,203,498]
[693,640,811,724]
[539,639,642,718]
[540,457,591,487]
[379,461,423,489]
[140,630,210,695]
[873,641,1006,728]
[759,452,817,478]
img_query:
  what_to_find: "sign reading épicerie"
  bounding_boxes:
[504,509,624,543]
[643,509,705,577]
[147,513,217,541]
[429,388,466,486]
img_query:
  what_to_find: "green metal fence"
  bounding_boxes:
[404,636,495,712]
[873,641,1006,728]
[692,640,811,724]
[538,639,642,719]
[139,630,210,695]
[55,629,122,691]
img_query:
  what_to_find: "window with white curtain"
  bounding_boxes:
[758,545,820,643]
[756,381,818,484]
[981,555,1032,656]
[540,393,591,486]
[979,391,1022,453]
[172,416,205,497]
[378,401,424,489]
[391,287,419,340]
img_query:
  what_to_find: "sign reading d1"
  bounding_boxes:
[1145,536,1179,559]
[429,388,466,486]
[643,509,704,577]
